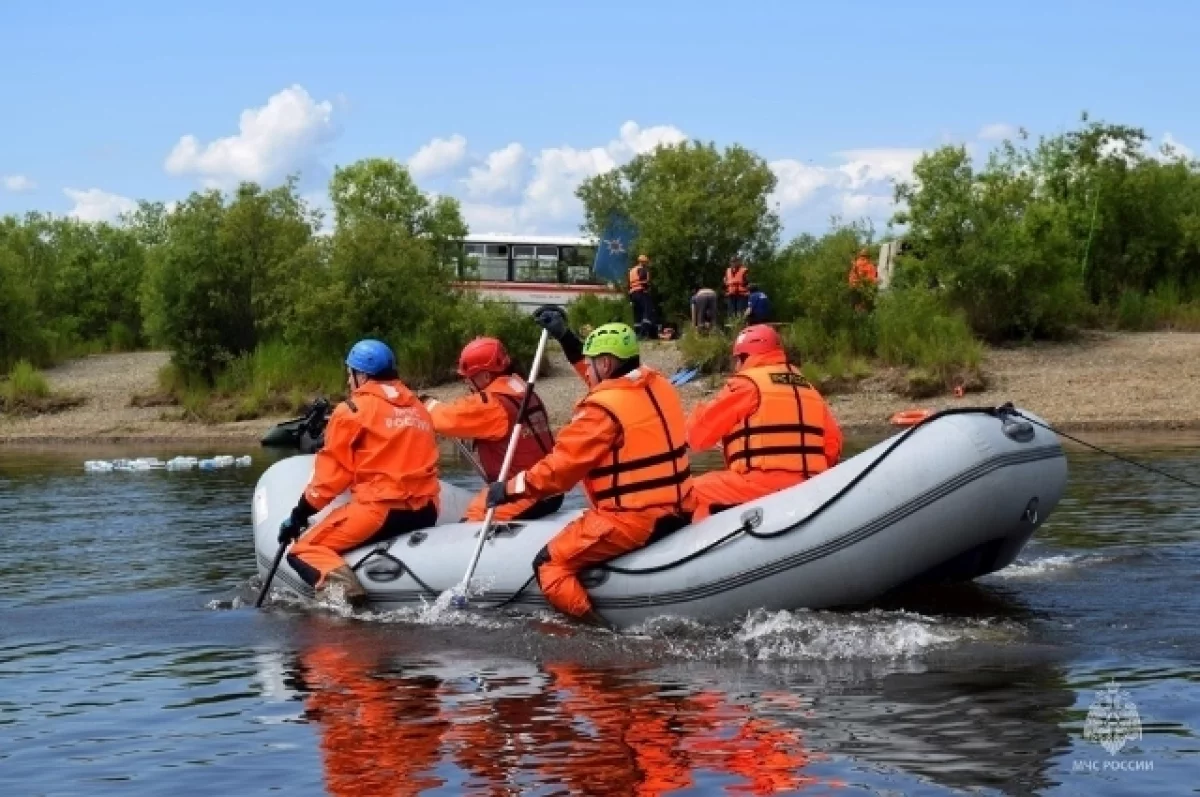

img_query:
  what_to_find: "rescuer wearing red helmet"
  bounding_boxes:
[685,324,843,520]
[424,337,563,521]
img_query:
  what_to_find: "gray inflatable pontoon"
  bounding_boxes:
[252,407,1068,628]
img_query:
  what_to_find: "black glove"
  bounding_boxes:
[486,481,513,508]
[280,496,318,542]
[533,305,569,341]
[278,516,304,544]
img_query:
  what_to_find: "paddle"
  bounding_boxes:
[450,437,489,482]
[451,328,551,608]
[255,537,291,608]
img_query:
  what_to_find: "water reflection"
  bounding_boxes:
[251,619,1099,795]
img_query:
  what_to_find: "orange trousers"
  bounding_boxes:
[691,469,804,521]
[288,501,436,587]
[536,508,677,617]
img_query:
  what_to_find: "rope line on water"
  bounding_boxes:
[1011,410,1200,491]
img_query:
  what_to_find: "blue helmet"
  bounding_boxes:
[345,339,396,376]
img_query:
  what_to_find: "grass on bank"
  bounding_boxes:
[678,288,986,398]
[0,360,86,416]
[144,342,347,423]
[1111,283,1200,332]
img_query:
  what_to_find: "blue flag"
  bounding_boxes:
[592,213,637,283]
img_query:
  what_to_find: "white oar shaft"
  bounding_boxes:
[457,329,551,594]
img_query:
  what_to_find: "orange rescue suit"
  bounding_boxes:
[288,380,440,585]
[628,264,649,294]
[848,255,879,289]
[687,352,842,520]
[427,374,555,521]
[724,264,749,296]
[506,364,694,617]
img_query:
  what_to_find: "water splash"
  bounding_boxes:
[993,554,1101,579]
[637,608,1022,662]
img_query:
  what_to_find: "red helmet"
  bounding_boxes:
[732,324,782,358]
[458,337,511,377]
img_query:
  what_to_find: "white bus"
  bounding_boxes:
[454,234,623,313]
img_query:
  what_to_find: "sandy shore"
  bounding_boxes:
[5,331,1200,446]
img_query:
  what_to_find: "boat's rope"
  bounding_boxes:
[1008,410,1200,490]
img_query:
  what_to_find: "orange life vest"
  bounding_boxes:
[721,365,832,478]
[580,368,693,512]
[724,265,749,296]
[473,375,554,481]
[628,265,649,294]
[848,257,878,288]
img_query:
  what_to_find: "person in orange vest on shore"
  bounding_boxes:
[278,339,440,606]
[848,247,879,289]
[724,256,750,320]
[424,336,563,522]
[628,253,655,340]
[686,325,842,520]
[848,247,879,312]
[485,310,694,627]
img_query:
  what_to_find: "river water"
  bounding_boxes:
[1,437,1198,795]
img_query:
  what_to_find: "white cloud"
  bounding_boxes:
[769,160,835,209]
[64,188,137,223]
[463,142,526,197]
[515,121,687,230]
[416,119,912,235]
[3,174,36,193]
[407,134,467,178]
[837,148,923,190]
[978,123,1019,141]
[1159,132,1194,162]
[164,84,337,186]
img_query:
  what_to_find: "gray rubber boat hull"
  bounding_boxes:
[252,408,1067,628]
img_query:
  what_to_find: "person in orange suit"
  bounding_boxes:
[686,325,842,521]
[300,643,449,795]
[485,312,694,627]
[848,247,879,289]
[425,336,563,521]
[724,256,751,319]
[628,253,655,339]
[279,339,440,606]
[848,247,880,312]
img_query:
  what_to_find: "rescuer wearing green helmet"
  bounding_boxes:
[484,307,695,627]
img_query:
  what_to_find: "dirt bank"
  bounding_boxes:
[5,331,1200,446]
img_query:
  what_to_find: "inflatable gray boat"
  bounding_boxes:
[252,405,1068,628]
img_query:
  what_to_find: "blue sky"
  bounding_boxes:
[2,0,1196,236]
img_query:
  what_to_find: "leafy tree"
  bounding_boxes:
[330,158,467,244]
[148,183,316,382]
[893,145,1084,340]
[576,141,781,320]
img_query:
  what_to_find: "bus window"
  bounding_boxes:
[562,245,598,284]
[469,244,508,281]
[514,244,559,283]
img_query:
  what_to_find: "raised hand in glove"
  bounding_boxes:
[532,305,569,341]
[486,481,514,508]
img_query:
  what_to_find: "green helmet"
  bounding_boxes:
[582,323,639,360]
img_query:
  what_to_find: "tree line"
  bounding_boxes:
[2,115,1198,407]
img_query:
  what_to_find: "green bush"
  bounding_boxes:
[875,289,983,379]
[678,327,733,374]
[566,294,633,332]
[2,360,50,401]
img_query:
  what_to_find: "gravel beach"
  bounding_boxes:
[4,331,1200,446]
